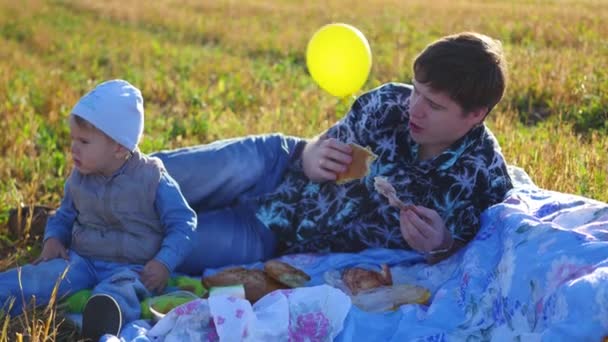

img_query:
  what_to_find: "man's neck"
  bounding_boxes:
[418,143,448,161]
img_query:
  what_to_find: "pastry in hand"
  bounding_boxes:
[264,260,311,288]
[374,176,413,210]
[342,264,393,295]
[336,143,377,184]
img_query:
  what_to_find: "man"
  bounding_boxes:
[154,32,513,274]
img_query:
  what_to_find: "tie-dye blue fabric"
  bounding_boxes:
[256,82,513,254]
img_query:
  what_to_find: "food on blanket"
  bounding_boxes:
[342,264,393,295]
[202,267,288,303]
[351,284,431,312]
[148,291,199,321]
[264,260,311,288]
[336,143,377,184]
[374,176,413,210]
[209,284,246,299]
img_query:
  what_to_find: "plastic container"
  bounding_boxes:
[148,290,199,322]
[208,284,246,299]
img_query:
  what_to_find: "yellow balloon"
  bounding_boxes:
[306,23,372,97]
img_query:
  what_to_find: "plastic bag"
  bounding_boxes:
[324,267,430,312]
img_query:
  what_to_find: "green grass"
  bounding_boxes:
[1,0,607,340]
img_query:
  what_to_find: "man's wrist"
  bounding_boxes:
[426,231,455,257]
[427,238,454,256]
[291,140,308,161]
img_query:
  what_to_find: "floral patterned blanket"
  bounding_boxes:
[335,186,608,341]
[112,174,608,342]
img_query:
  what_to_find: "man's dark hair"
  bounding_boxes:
[413,32,507,115]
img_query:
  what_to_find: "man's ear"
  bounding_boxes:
[467,106,488,126]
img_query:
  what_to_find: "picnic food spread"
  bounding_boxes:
[202,260,311,303]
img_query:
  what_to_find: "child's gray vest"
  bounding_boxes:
[67,151,164,265]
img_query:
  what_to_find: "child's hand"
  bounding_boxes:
[33,237,69,264]
[140,259,170,294]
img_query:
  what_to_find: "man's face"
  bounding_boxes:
[408,80,485,159]
[69,116,119,176]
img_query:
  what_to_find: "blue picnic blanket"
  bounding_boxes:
[109,169,608,341]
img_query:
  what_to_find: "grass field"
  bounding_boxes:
[1,0,607,340]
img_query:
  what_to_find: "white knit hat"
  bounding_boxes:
[71,79,144,151]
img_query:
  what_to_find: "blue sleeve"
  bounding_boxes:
[154,172,198,272]
[43,183,76,247]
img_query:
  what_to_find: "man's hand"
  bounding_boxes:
[301,136,352,182]
[399,206,453,255]
[140,259,170,294]
[33,237,69,264]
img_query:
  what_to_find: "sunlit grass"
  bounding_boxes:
[1,0,607,339]
[0,266,77,341]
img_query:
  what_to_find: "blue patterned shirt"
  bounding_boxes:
[256,83,513,254]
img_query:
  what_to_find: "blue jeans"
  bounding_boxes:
[0,250,150,322]
[152,134,304,274]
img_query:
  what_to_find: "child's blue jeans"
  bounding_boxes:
[0,250,150,322]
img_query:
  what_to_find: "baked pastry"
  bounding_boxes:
[342,264,393,295]
[336,143,377,184]
[351,284,431,311]
[374,176,413,210]
[202,267,287,303]
[264,260,311,288]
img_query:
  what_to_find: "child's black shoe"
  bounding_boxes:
[81,293,122,341]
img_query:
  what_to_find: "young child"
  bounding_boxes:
[0,79,197,341]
